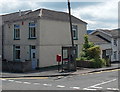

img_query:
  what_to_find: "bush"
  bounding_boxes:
[90,58,106,68]
[83,35,94,50]
[79,57,88,61]
[87,46,101,59]
[79,34,107,68]
[105,58,111,67]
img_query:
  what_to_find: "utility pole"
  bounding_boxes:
[67,0,76,71]
[68,0,74,47]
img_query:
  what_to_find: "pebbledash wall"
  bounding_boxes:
[3,9,87,68]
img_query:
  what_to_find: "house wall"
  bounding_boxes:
[3,19,40,62]
[39,19,86,67]
[98,43,112,59]
[3,18,86,68]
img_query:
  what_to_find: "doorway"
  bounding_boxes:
[30,46,37,70]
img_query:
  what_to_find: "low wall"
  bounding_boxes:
[2,60,32,72]
[76,60,91,68]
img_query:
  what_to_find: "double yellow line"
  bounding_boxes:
[81,69,120,76]
[0,77,48,80]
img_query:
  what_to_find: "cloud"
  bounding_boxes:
[71,0,118,29]
[0,0,42,14]
[0,0,119,30]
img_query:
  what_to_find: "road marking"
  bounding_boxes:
[89,73,94,74]
[56,85,65,88]
[43,84,52,86]
[8,80,14,82]
[70,87,80,90]
[0,77,48,80]
[83,79,117,91]
[81,73,87,75]
[23,82,31,84]
[90,79,117,87]
[90,86,102,89]
[81,69,120,76]
[107,88,119,90]
[1,79,6,81]
[34,83,40,85]
[83,88,97,90]
[15,81,22,83]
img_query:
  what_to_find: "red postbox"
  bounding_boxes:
[56,54,61,62]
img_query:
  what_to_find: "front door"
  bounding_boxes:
[30,46,37,70]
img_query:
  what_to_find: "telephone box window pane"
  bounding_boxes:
[63,50,68,59]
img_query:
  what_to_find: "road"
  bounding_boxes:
[1,69,120,91]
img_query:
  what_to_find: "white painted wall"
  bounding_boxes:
[98,43,111,58]
[39,19,86,67]
[3,18,86,67]
[3,19,40,62]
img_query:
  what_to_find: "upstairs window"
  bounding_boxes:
[14,24,20,40]
[113,38,117,46]
[72,25,78,40]
[29,22,36,39]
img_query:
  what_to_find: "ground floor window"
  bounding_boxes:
[13,45,20,61]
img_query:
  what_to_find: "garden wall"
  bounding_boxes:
[2,60,32,72]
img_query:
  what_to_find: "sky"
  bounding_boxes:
[0,0,119,30]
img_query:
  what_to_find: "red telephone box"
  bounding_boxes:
[56,54,61,62]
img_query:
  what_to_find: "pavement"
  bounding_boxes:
[0,63,120,78]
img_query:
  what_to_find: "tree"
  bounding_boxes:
[81,34,95,59]
[80,34,106,68]
[83,35,94,50]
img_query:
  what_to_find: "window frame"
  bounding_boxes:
[14,24,20,40]
[72,25,78,40]
[29,22,36,39]
[113,38,117,46]
[13,45,20,61]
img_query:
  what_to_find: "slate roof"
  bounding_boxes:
[91,29,119,37]
[1,10,32,23]
[88,35,109,45]
[1,8,87,24]
[99,29,119,37]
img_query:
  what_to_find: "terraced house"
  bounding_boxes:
[1,8,87,72]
